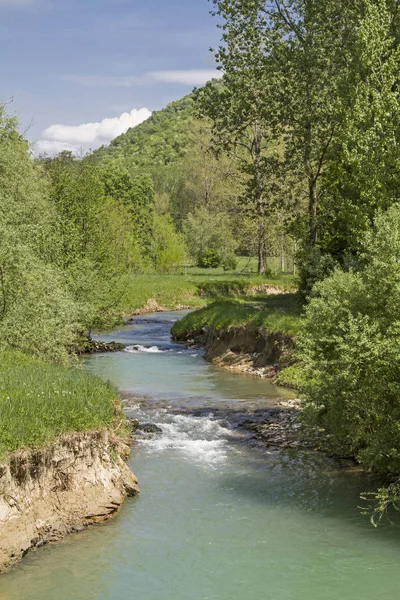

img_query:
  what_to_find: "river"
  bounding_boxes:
[1,311,400,599]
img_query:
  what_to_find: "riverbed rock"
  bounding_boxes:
[233,404,318,451]
[128,418,140,432]
[80,338,125,354]
[140,423,163,434]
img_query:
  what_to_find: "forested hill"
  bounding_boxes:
[95,94,195,170]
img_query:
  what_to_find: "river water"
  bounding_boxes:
[1,311,400,599]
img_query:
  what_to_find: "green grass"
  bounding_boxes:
[0,351,121,456]
[171,293,304,338]
[121,259,296,314]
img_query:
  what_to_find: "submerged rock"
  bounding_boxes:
[128,418,140,432]
[127,418,163,435]
[140,423,163,434]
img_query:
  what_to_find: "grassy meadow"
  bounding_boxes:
[0,351,122,456]
[121,257,297,315]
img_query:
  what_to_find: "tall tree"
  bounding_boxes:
[204,0,361,286]
[320,0,400,260]
[196,48,282,274]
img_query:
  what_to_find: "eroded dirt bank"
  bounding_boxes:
[173,324,295,379]
[0,430,139,573]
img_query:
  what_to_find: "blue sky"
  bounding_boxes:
[0,0,221,153]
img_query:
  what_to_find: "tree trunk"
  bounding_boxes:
[304,119,318,246]
[258,220,267,275]
[308,177,318,245]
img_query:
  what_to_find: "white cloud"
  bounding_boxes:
[35,140,81,155]
[36,107,152,155]
[62,69,223,88]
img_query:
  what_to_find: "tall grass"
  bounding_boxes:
[0,351,119,456]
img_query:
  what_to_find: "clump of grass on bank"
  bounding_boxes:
[171,293,303,338]
[0,351,120,456]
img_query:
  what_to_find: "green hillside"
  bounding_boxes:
[95,94,195,170]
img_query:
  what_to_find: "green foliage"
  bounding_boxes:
[95,89,295,273]
[0,249,78,364]
[296,246,338,297]
[150,215,187,273]
[0,351,120,455]
[206,0,400,290]
[128,174,156,258]
[198,249,221,269]
[183,207,238,270]
[0,111,79,362]
[276,364,306,390]
[96,95,195,169]
[298,205,400,476]
[361,481,400,527]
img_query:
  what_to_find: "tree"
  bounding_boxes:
[318,0,400,264]
[182,207,238,269]
[158,121,243,230]
[0,108,78,361]
[196,70,281,274]
[204,0,361,287]
[150,215,187,273]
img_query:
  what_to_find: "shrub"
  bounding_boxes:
[298,204,400,479]
[197,249,221,269]
[151,214,187,273]
[221,254,238,271]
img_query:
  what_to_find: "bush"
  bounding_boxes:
[296,245,337,296]
[298,204,400,478]
[221,254,238,271]
[197,249,221,268]
[151,214,187,273]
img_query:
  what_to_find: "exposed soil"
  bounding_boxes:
[0,430,139,573]
[173,324,295,380]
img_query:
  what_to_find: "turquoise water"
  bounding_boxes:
[1,312,400,599]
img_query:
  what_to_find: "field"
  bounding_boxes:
[121,257,297,315]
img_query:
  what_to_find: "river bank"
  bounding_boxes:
[174,323,295,380]
[0,351,139,573]
[120,271,295,317]
[0,430,139,574]
[171,295,302,382]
